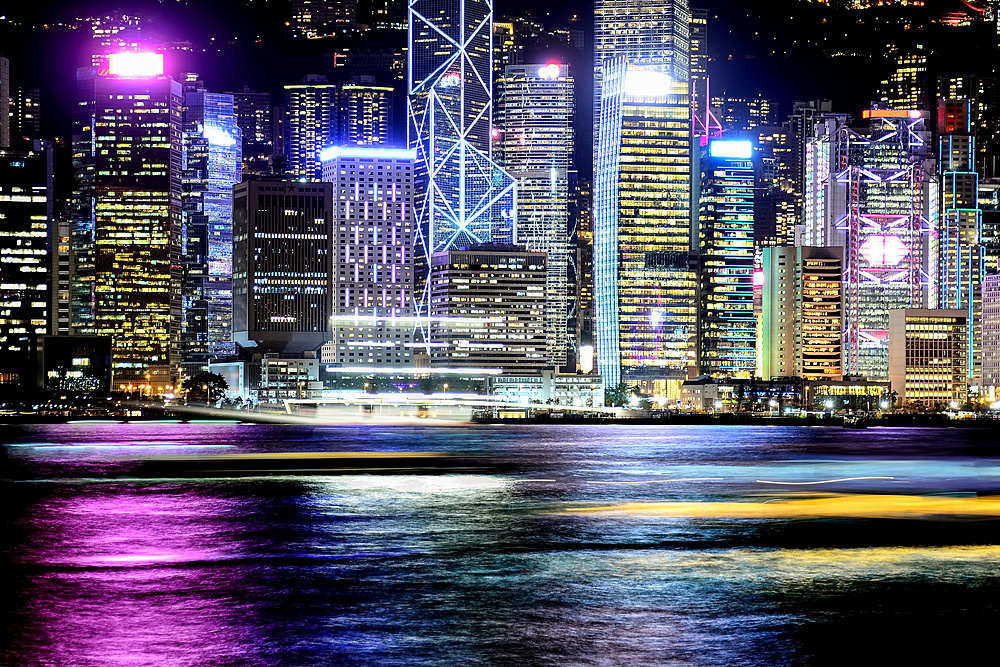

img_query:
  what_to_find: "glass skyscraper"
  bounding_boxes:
[496,62,574,367]
[408,0,517,330]
[180,85,242,375]
[698,139,756,378]
[594,58,694,390]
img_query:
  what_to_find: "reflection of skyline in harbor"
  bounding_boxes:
[4,423,1000,665]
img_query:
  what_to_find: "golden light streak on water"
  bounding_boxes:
[564,494,1000,519]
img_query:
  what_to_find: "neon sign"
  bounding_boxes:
[859,234,909,267]
[105,52,165,77]
[439,72,461,88]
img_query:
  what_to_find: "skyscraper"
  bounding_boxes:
[285,76,341,180]
[594,59,695,390]
[803,110,935,381]
[229,86,273,176]
[937,98,983,383]
[180,85,242,376]
[408,0,517,332]
[87,53,182,389]
[0,141,53,388]
[496,62,574,367]
[698,139,755,378]
[594,0,691,152]
[321,146,415,368]
[233,181,334,354]
[340,81,393,146]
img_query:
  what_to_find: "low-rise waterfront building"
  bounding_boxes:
[888,309,968,409]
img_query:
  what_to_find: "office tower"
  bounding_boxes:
[0,57,9,147]
[574,178,595,368]
[878,51,930,113]
[937,75,999,179]
[180,85,242,376]
[321,146,415,367]
[496,62,574,367]
[233,181,333,354]
[937,99,983,382]
[689,8,708,126]
[888,309,968,408]
[711,94,776,135]
[984,180,1000,273]
[340,80,393,146]
[594,0,691,148]
[786,99,834,226]
[983,273,1000,393]
[493,21,519,81]
[595,59,695,389]
[10,87,41,141]
[759,246,843,381]
[84,54,183,389]
[697,139,755,378]
[754,125,796,247]
[408,0,517,327]
[802,110,935,381]
[429,245,548,373]
[285,76,340,180]
[0,142,53,388]
[290,0,357,38]
[229,87,273,176]
[357,0,408,30]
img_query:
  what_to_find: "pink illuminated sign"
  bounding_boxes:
[104,52,165,77]
[859,234,909,267]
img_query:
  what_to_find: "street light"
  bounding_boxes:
[824,399,834,411]
[950,400,959,411]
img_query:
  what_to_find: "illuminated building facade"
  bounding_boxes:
[759,246,843,381]
[429,245,548,373]
[408,0,517,337]
[496,62,574,367]
[285,77,341,180]
[877,52,930,113]
[698,139,755,378]
[937,98,983,382]
[0,142,53,388]
[180,85,242,375]
[574,178,595,366]
[803,109,935,381]
[754,125,796,247]
[711,94,776,135]
[595,59,695,388]
[89,11,143,67]
[688,8,708,126]
[321,147,415,367]
[888,308,968,408]
[594,0,691,153]
[983,273,1000,393]
[341,82,393,146]
[229,87,273,176]
[0,57,9,147]
[290,0,357,38]
[493,21,519,81]
[233,180,334,353]
[88,53,182,389]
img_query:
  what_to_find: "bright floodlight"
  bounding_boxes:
[537,63,560,79]
[320,146,417,162]
[859,234,909,267]
[108,52,164,77]
[709,140,753,159]
[622,68,674,99]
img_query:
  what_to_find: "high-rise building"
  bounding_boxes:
[179,85,242,376]
[357,0,408,30]
[574,178,595,366]
[878,51,930,113]
[937,98,983,383]
[594,59,695,390]
[290,0,357,38]
[982,273,1000,394]
[594,0,691,153]
[698,139,755,378]
[321,146,415,368]
[802,110,935,381]
[85,53,182,389]
[340,81,393,146]
[89,11,143,67]
[229,87,273,176]
[688,8,709,126]
[408,0,517,336]
[496,62,574,367]
[754,125,796,247]
[0,142,54,388]
[493,21,519,81]
[937,75,999,180]
[10,86,41,141]
[888,308,968,409]
[429,245,548,373]
[711,94,776,135]
[233,180,334,354]
[285,76,341,180]
[759,246,843,381]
